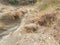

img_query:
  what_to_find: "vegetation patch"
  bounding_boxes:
[8,0,19,4]
[8,0,37,5]
[38,12,57,27]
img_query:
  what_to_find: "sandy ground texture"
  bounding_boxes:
[0,0,60,45]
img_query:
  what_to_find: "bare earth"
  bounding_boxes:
[0,0,60,45]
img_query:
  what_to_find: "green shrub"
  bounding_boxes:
[8,0,37,5]
[8,0,19,4]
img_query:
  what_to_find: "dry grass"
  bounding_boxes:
[38,12,57,27]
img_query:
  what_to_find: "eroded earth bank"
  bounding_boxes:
[0,0,60,45]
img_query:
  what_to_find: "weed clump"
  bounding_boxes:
[38,13,57,27]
